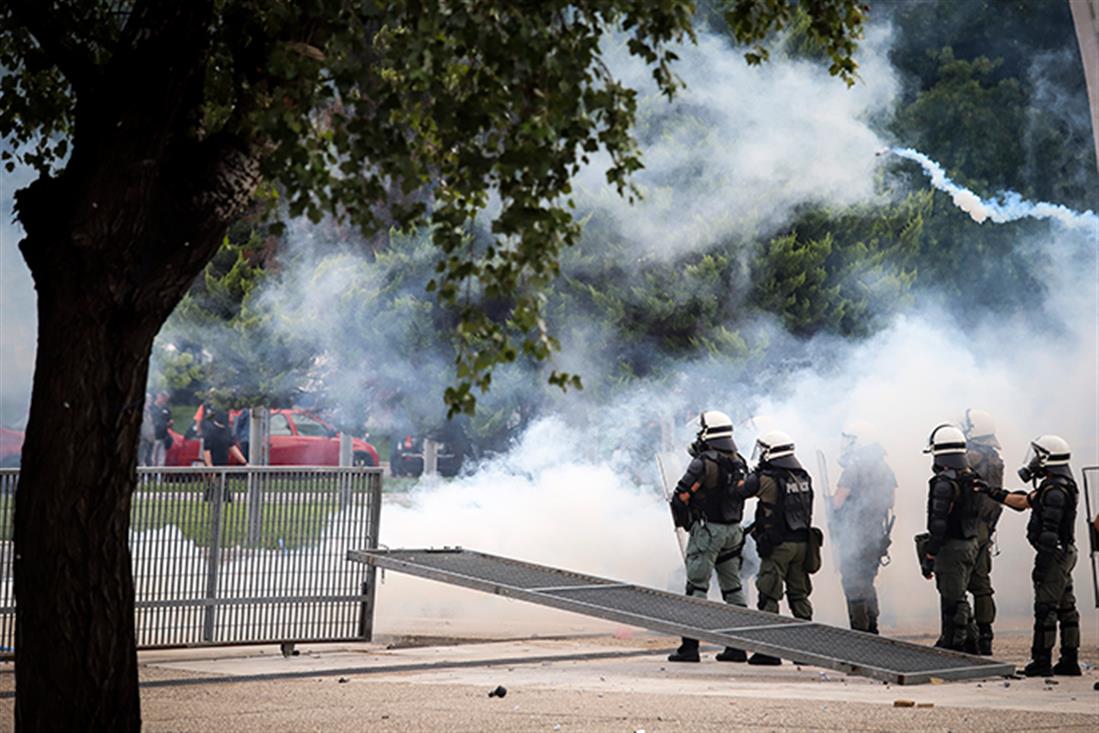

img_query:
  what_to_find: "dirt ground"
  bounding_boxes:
[2,626,1095,732]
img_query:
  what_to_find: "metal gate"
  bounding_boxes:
[348,547,1015,685]
[0,466,382,649]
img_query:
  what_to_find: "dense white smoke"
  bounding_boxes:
[888,146,1099,229]
[570,26,899,262]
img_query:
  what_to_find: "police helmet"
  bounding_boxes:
[924,423,968,470]
[959,408,1000,448]
[697,410,736,452]
[1017,434,1071,482]
[841,419,878,451]
[752,429,796,465]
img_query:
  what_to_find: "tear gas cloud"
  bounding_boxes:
[373,223,1097,633]
[569,26,899,263]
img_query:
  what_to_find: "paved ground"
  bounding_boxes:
[3,627,1093,732]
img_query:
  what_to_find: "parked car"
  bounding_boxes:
[0,426,24,468]
[390,432,463,478]
[165,408,379,467]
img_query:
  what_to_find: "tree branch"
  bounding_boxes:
[8,0,97,92]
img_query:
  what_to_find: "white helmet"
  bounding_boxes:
[697,410,735,451]
[959,408,1000,448]
[753,429,796,464]
[924,423,967,469]
[841,419,878,450]
[1025,435,1071,468]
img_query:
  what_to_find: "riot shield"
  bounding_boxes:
[1083,466,1098,608]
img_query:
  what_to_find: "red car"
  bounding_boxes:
[165,408,379,467]
[0,426,24,468]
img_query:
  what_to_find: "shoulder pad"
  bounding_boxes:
[1041,484,1067,507]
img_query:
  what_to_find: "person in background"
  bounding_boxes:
[202,409,246,502]
[959,408,1005,655]
[234,407,251,462]
[832,420,896,634]
[139,393,156,466]
[151,391,173,466]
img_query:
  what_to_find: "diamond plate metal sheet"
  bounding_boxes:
[347,547,1014,685]
[544,586,805,631]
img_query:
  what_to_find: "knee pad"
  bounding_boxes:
[1033,602,1055,620]
[685,581,707,596]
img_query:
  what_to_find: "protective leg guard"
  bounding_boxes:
[715,647,747,663]
[747,652,782,666]
[846,598,870,632]
[668,638,700,663]
[977,623,994,656]
[1053,648,1081,676]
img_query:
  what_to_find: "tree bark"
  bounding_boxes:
[12,74,260,731]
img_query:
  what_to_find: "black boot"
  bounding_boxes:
[715,647,747,662]
[1022,649,1052,677]
[668,638,700,663]
[977,624,993,656]
[1052,649,1082,676]
[747,652,782,666]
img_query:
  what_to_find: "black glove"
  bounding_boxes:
[920,554,935,579]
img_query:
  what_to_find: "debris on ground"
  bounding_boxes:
[893,700,915,708]
[337,677,349,684]
[929,677,944,685]
[488,685,507,698]
[916,703,934,708]
[1044,679,1059,685]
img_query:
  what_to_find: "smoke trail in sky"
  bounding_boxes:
[887,147,1099,230]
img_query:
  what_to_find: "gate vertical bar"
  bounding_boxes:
[202,469,226,642]
[358,470,382,640]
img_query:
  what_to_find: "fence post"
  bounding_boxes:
[202,470,226,642]
[357,470,383,641]
[246,468,262,547]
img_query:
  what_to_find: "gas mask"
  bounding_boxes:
[1017,444,1043,483]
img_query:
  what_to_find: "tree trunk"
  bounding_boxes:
[12,126,259,731]
[13,281,157,731]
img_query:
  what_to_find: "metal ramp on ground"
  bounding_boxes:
[347,547,1014,686]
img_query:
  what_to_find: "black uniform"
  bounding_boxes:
[1025,468,1079,668]
[924,465,980,652]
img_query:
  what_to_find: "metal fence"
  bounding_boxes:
[0,466,382,650]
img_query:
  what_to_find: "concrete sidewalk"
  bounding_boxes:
[2,629,1096,731]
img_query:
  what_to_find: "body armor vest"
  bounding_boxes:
[967,444,1004,531]
[1026,473,1077,550]
[927,469,980,540]
[761,466,813,540]
[692,450,746,524]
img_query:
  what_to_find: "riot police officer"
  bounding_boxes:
[832,421,896,634]
[740,430,817,665]
[981,435,1081,677]
[667,410,749,663]
[959,409,1004,655]
[919,424,980,652]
